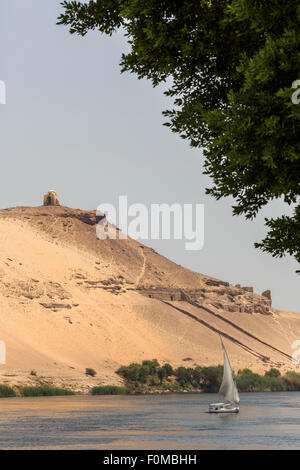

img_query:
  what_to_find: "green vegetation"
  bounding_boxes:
[0,384,16,398]
[282,371,300,391]
[91,385,130,395]
[3,363,300,397]
[20,386,75,397]
[58,1,300,267]
[116,359,225,393]
[116,360,300,394]
[236,369,285,392]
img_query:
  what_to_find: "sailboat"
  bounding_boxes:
[208,337,240,413]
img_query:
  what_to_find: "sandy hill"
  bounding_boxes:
[0,205,299,391]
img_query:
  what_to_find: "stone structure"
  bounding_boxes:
[262,290,272,303]
[43,190,60,206]
[136,284,273,315]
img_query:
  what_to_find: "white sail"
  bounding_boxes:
[219,339,240,404]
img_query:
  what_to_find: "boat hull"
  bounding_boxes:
[208,402,239,414]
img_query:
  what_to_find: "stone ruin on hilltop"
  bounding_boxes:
[43,190,60,206]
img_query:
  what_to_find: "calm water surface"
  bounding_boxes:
[1,392,300,449]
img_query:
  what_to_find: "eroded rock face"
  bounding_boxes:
[43,190,60,206]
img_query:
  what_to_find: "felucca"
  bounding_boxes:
[209,337,240,413]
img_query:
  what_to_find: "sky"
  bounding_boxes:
[0,0,298,312]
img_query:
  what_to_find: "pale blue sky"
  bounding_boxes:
[0,0,298,311]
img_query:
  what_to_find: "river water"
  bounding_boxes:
[0,392,300,449]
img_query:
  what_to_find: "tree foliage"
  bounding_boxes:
[58,0,300,265]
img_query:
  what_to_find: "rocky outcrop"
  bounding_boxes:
[40,302,72,310]
[205,279,229,287]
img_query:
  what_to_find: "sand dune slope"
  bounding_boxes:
[0,206,299,391]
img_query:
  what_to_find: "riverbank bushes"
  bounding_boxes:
[0,384,16,397]
[20,386,75,397]
[236,369,286,392]
[0,384,74,398]
[2,363,300,397]
[91,385,130,395]
[116,360,300,394]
